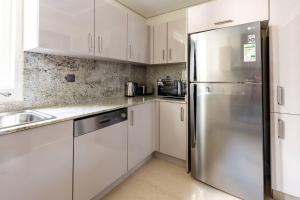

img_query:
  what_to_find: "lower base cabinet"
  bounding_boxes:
[128,102,154,170]
[0,121,73,200]
[159,102,187,160]
[271,113,300,198]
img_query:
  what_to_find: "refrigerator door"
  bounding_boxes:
[189,22,262,83]
[190,83,264,200]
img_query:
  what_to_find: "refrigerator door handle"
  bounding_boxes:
[190,84,197,148]
[189,39,197,82]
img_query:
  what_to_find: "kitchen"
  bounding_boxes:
[0,0,299,200]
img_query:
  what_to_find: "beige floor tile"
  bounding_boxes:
[102,158,240,200]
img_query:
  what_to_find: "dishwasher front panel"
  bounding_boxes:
[74,121,127,200]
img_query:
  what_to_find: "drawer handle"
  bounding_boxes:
[214,20,233,26]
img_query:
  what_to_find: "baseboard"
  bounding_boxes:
[153,151,187,169]
[92,154,153,200]
[273,190,300,200]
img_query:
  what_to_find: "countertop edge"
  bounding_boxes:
[0,97,187,136]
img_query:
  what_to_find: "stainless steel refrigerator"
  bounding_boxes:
[189,22,270,200]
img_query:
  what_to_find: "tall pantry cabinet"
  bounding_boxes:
[269,0,300,198]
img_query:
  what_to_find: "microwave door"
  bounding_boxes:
[189,22,262,83]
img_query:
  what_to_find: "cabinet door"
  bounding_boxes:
[167,19,187,63]
[188,0,269,33]
[159,102,187,160]
[128,102,154,170]
[95,0,127,60]
[153,23,168,64]
[128,13,149,63]
[269,0,300,115]
[271,113,300,198]
[38,0,94,57]
[0,121,73,200]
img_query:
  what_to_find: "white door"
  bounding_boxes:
[39,0,95,56]
[168,19,187,63]
[269,0,300,115]
[128,103,154,170]
[188,0,269,33]
[74,121,127,200]
[95,0,127,60]
[271,113,300,198]
[128,13,149,63]
[159,102,187,160]
[0,121,73,200]
[153,23,167,64]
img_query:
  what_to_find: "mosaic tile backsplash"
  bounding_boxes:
[0,53,186,112]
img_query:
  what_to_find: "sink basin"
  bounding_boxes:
[0,110,56,130]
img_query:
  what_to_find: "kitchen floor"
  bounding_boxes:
[102,158,240,200]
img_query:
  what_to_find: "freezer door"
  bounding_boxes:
[189,22,262,83]
[190,83,264,200]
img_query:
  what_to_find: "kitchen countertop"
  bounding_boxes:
[0,96,186,136]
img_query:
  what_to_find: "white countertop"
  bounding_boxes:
[0,96,186,136]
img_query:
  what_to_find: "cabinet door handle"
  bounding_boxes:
[180,107,184,122]
[278,119,285,139]
[169,48,172,60]
[214,20,233,26]
[88,33,92,51]
[130,110,134,126]
[163,49,165,61]
[98,35,103,53]
[277,86,284,105]
[129,44,132,59]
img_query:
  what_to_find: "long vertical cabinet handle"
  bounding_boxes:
[278,119,285,139]
[180,107,184,122]
[97,36,101,53]
[190,84,197,148]
[88,33,92,52]
[277,86,284,105]
[130,110,134,126]
[162,49,165,61]
[169,48,172,61]
[129,45,132,59]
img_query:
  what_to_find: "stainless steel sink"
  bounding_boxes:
[0,110,56,130]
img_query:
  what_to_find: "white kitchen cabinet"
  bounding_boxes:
[24,0,94,57]
[153,18,187,64]
[0,121,73,200]
[128,13,150,64]
[95,0,127,60]
[188,0,269,33]
[269,0,300,115]
[128,102,154,170]
[168,19,187,63]
[159,102,187,160]
[271,113,300,198]
[153,23,168,64]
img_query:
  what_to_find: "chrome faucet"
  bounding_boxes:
[0,92,12,97]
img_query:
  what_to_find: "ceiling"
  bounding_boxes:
[117,0,210,18]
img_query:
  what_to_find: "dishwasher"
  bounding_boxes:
[73,108,128,200]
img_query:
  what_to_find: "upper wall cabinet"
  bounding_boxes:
[188,0,269,33]
[153,18,187,64]
[269,0,300,115]
[24,0,95,57]
[95,0,127,61]
[128,14,150,64]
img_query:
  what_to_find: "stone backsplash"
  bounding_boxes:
[0,53,186,112]
[146,63,187,94]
